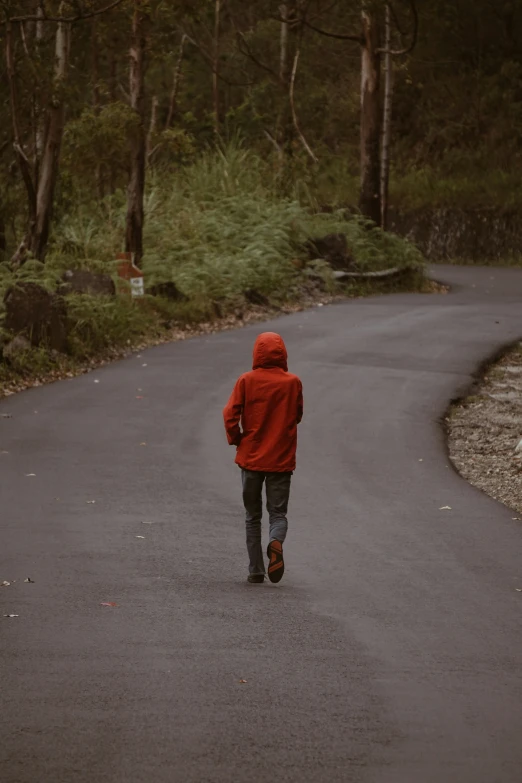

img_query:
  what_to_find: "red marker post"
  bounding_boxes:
[116,252,144,297]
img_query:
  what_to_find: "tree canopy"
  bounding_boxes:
[1,0,521,261]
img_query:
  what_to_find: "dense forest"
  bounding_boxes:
[0,1,520,383]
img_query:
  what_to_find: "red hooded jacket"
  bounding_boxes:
[223,332,303,473]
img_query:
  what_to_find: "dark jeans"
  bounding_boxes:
[241,469,292,576]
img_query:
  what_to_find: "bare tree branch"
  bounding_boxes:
[263,127,283,158]
[18,20,40,78]
[302,18,362,44]
[118,82,131,104]
[181,29,256,87]
[307,0,343,24]
[289,49,318,163]
[236,31,281,82]
[5,23,37,222]
[377,0,418,56]
[165,34,187,129]
[2,0,126,25]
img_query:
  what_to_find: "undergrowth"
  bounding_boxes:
[0,144,426,386]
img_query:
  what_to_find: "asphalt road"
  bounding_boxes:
[1,265,522,783]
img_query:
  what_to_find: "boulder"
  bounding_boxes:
[306,233,353,270]
[3,282,68,352]
[244,289,269,307]
[2,335,31,362]
[60,269,115,297]
[148,281,187,301]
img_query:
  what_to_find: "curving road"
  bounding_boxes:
[1,265,522,783]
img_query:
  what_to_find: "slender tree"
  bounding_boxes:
[360,2,382,225]
[3,0,126,262]
[213,0,221,135]
[378,0,417,228]
[301,0,417,226]
[380,2,393,228]
[125,0,148,266]
[165,33,187,129]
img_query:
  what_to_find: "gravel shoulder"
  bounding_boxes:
[448,341,522,515]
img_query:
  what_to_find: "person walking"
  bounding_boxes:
[223,332,303,584]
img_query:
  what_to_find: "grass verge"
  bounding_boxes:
[1,145,429,398]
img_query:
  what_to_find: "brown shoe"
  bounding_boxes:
[247,574,265,584]
[267,540,284,583]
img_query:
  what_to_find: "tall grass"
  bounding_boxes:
[0,143,425,372]
[141,143,424,301]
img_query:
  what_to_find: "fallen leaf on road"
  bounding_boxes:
[1,451,9,454]
[419,458,423,462]
[0,414,12,419]
[136,396,144,400]
[1,581,11,587]
[100,602,117,607]
[516,589,522,593]
[141,521,154,524]
[239,679,248,684]
[136,535,145,539]
[439,506,452,510]
[142,363,148,367]
[24,578,34,583]
[94,380,100,384]
[512,518,520,521]
[86,500,96,504]
[25,473,36,477]
[140,442,147,446]
[4,614,19,618]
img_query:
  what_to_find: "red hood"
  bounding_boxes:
[252,332,288,371]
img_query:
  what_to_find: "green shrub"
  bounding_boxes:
[0,144,426,386]
[46,143,424,311]
[65,294,155,358]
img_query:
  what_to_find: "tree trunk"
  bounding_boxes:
[30,14,70,260]
[5,22,37,237]
[0,211,6,260]
[359,7,381,225]
[165,34,186,129]
[35,2,45,185]
[279,3,288,82]
[146,95,159,163]
[109,43,118,194]
[274,3,293,170]
[212,0,220,136]
[125,0,147,266]
[380,3,393,229]
[91,18,105,200]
